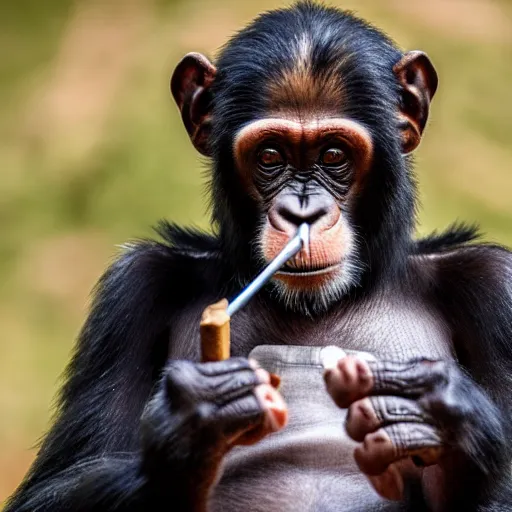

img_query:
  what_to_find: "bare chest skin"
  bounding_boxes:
[169,289,454,511]
[231,292,453,361]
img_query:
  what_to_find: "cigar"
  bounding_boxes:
[200,299,230,363]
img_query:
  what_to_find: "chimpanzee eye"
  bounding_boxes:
[320,148,347,168]
[257,148,285,169]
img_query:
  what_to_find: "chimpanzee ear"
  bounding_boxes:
[171,52,217,156]
[393,51,438,154]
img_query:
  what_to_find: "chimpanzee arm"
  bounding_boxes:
[7,354,272,512]
[435,244,512,509]
[324,244,512,511]
[4,231,245,512]
[6,229,279,512]
[6,456,148,511]
[4,238,184,511]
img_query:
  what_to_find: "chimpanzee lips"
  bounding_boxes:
[278,262,342,276]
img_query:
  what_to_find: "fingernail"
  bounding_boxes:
[248,358,260,370]
[269,373,281,388]
[255,368,270,384]
[320,346,347,370]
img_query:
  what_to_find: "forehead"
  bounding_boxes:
[234,118,368,147]
[233,118,373,173]
[266,34,347,116]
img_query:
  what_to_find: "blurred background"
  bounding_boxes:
[1,0,511,505]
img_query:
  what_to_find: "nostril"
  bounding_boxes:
[305,207,328,226]
[277,206,301,227]
[277,204,328,227]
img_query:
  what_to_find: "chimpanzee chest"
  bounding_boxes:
[209,295,454,511]
[228,292,454,361]
[211,345,385,512]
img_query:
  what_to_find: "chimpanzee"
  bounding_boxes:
[6,2,512,511]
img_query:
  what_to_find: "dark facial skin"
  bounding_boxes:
[233,118,373,298]
[5,3,512,512]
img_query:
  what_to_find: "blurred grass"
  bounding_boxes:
[1,0,511,505]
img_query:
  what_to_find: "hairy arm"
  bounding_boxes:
[435,244,512,508]
[5,235,209,511]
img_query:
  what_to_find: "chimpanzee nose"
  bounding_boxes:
[276,194,330,227]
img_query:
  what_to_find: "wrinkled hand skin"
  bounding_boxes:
[140,358,286,512]
[324,355,508,505]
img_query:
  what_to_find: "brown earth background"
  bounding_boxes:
[1,0,511,505]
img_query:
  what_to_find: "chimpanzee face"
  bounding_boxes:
[171,18,437,311]
[233,115,373,306]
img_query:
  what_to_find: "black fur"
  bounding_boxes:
[210,1,412,289]
[415,222,481,254]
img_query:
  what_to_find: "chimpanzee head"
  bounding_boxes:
[171,1,437,314]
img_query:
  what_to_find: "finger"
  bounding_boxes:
[254,383,288,432]
[324,355,374,408]
[209,368,270,406]
[166,360,268,407]
[236,384,288,445]
[354,423,443,476]
[197,357,254,376]
[346,396,432,442]
[368,359,447,398]
[367,463,404,501]
[325,357,449,409]
[165,360,204,405]
[216,392,265,444]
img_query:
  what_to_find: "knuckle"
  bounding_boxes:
[220,357,252,372]
[384,424,407,451]
[385,396,425,423]
[386,423,441,452]
[198,357,252,377]
[230,395,261,417]
[209,370,261,404]
[165,359,193,383]
[376,396,400,423]
[217,395,263,429]
[424,360,450,388]
[164,361,201,404]
[370,396,389,423]
[350,397,378,423]
[231,369,259,387]
[193,401,217,423]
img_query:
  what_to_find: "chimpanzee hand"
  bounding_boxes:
[140,357,286,509]
[324,356,507,502]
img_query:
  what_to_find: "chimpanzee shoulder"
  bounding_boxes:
[154,220,221,256]
[414,225,512,290]
[78,222,221,331]
[80,221,224,347]
[32,222,223,479]
[412,222,512,294]
[109,220,222,306]
[410,228,512,398]
[414,222,481,254]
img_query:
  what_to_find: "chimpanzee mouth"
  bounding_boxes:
[277,263,341,276]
